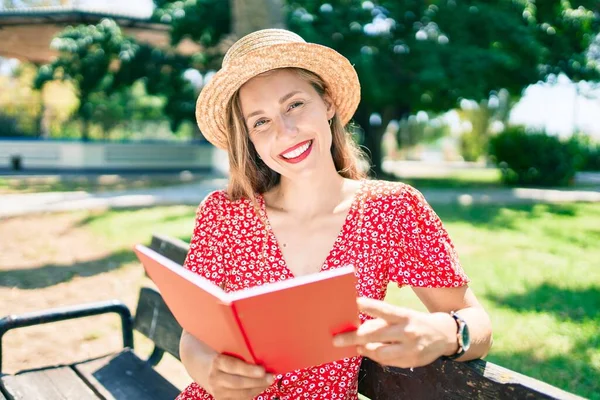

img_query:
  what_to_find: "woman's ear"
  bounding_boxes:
[323,93,336,120]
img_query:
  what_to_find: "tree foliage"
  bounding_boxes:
[34,19,143,139]
[287,0,600,173]
[152,0,231,50]
[1,63,43,137]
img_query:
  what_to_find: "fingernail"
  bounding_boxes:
[333,337,344,347]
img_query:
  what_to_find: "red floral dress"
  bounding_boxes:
[176,179,469,400]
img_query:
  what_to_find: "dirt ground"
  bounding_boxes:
[0,212,193,391]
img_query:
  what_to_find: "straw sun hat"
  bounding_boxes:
[195,29,361,150]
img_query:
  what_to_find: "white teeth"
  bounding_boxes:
[281,141,311,159]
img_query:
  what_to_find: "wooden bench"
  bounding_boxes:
[0,234,584,400]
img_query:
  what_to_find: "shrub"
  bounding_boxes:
[0,113,23,137]
[460,129,488,162]
[582,144,600,171]
[489,127,578,187]
[568,133,600,172]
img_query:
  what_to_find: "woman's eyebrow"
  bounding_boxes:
[279,90,302,104]
[244,90,303,122]
[245,110,264,122]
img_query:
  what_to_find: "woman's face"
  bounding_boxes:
[238,69,336,178]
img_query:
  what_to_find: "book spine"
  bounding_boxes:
[230,301,259,364]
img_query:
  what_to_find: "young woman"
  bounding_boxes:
[176,29,492,400]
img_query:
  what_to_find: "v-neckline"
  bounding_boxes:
[257,179,367,278]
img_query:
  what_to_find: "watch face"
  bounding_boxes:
[461,323,471,351]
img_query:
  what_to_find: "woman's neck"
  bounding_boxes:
[266,171,352,219]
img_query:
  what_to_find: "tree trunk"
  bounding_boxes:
[354,105,383,177]
[354,104,409,178]
[81,118,90,141]
[36,102,49,139]
[231,0,285,37]
[78,95,92,141]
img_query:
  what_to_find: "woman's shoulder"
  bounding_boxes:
[198,189,255,217]
[363,179,423,203]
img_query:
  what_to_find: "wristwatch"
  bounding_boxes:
[445,311,471,360]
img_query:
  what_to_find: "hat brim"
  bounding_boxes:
[195,42,361,149]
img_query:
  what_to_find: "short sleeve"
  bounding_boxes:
[184,191,227,288]
[388,185,469,288]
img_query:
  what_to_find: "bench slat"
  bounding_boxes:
[73,349,180,400]
[358,357,584,400]
[0,366,99,399]
[134,287,182,361]
[150,234,189,266]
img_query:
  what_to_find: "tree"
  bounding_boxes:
[34,19,140,140]
[287,0,600,175]
[0,63,42,137]
[85,81,167,140]
[395,112,451,151]
[456,89,512,162]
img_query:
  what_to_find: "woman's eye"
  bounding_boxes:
[254,119,268,128]
[288,101,304,111]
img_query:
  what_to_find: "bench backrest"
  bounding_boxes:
[130,234,189,362]
[140,234,582,400]
[133,287,182,361]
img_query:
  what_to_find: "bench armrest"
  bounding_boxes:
[0,300,133,373]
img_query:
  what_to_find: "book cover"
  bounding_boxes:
[134,244,360,374]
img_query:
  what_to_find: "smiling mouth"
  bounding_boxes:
[280,140,313,160]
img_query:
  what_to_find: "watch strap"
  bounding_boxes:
[444,311,466,360]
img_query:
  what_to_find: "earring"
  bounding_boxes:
[328,119,332,126]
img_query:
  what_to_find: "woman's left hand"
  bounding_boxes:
[332,297,457,369]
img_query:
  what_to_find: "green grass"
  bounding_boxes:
[386,202,600,399]
[82,205,198,247]
[394,168,504,189]
[83,201,600,399]
[385,167,599,190]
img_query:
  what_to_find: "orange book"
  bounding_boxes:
[134,244,360,374]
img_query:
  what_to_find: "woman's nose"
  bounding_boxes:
[275,115,299,137]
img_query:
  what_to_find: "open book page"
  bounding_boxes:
[230,266,360,374]
[134,245,255,363]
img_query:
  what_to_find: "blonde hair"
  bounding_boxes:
[225,68,366,202]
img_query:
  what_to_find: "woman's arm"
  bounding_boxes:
[332,286,492,368]
[179,330,275,399]
[412,285,493,360]
[179,329,217,388]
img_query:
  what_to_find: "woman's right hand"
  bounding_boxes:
[204,353,275,399]
[180,330,275,399]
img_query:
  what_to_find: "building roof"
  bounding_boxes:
[0,1,205,63]
[0,0,154,22]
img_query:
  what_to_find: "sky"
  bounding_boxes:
[510,75,600,139]
[75,0,153,18]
